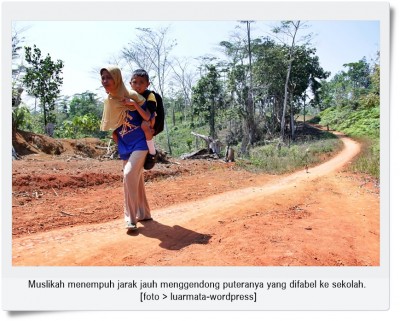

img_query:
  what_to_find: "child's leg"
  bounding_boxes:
[141,120,153,141]
[141,121,156,155]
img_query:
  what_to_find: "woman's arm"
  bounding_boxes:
[121,98,151,121]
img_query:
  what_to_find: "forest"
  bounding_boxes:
[11,21,380,179]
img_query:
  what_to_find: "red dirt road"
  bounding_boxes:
[11,133,380,266]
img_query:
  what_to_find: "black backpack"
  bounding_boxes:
[143,90,165,136]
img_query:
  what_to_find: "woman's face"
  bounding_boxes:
[101,69,115,93]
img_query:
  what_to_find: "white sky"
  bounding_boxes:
[14,19,380,104]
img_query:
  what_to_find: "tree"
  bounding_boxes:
[12,24,27,132]
[12,25,25,84]
[192,65,223,139]
[272,21,312,141]
[68,91,103,118]
[60,114,100,139]
[343,57,371,106]
[121,26,177,154]
[22,45,64,133]
[285,46,329,138]
[360,58,380,109]
[319,57,374,113]
[240,20,256,155]
[220,21,257,155]
[170,57,197,122]
[252,37,287,134]
[318,54,379,138]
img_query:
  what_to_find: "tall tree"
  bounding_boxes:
[12,24,27,85]
[286,46,329,138]
[22,45,64,132]
[192,64,223,139]
[319,57,373,113]
[121,26,177,154]
[12,24,27,131]
[240,20,256,155]
[170,57,197,122]
[272,20,311,141]
[219,22,258,155]
[343,57,371,106]
[252,37,287,134]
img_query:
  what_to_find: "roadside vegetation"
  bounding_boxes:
[240,130,342,174]
[316,60,380,180]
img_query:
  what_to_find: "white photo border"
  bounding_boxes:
[1,0,390,311]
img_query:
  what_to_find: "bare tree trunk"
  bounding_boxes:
[210,99,216,139]
[225,145,235,162]
[303,94,307,131]
[241,21,255,156]
[279,21,301,141]
[290,91,296,141]
[164,115,172,155]
[280,62,293,140]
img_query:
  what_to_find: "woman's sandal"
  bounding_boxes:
[126,222,138,230]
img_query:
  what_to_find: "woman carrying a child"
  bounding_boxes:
[100,65,153,230]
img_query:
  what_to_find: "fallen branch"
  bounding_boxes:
[100,140,118,160]
[191,132,222,154]
[51,187,58,196]
[180,148,210,160]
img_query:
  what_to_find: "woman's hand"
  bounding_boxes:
[121,98,137,109]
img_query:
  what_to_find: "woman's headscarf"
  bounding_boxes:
[100,65,145,131]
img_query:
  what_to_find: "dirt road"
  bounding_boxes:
[11,133,380,266]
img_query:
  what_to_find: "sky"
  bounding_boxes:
[13,19,380,105]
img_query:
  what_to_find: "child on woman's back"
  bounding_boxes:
[129,69,158,170]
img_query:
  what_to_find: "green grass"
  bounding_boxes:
[318,105,380,180]
[154,121,210,157]
[348,137,380,179]
[237,137,342,174]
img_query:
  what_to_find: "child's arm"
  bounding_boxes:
[136,103,151,122]
[112,130,118,144]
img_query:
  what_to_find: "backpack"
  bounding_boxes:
[143,90,165,136]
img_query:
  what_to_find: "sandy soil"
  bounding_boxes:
[11,130,380,266]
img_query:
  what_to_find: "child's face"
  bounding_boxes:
[130,76,149,94]
[101,70,115,93]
